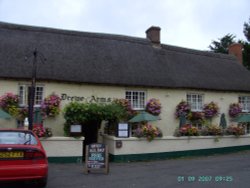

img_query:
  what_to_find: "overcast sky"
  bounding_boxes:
[0,0,249,50]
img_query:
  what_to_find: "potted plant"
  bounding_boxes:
[226,125,245,136]
[134,123,162,141]
[174,124,199,136]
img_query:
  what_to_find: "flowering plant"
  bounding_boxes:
[32,126,53,138]
[0,92,19,116]
[112,98,136,119]
[0,92,19,109]
[203,101,219,118]
[226,125,245,136]
[32,126,46,138]
[229,103,242,118]
[134,124,162,141]
[16,108,28,121]
[187,111,205,123]
[175,124,199,136]
[175,100,191,118]
[41,93,61,118]
[206,125,223,136]
[145,98,162,116]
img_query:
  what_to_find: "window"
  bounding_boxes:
[187,93,203,112]
[246,124,250,134]
[125,91,146,110]
[18,84,44,107]
[239,96,250,112]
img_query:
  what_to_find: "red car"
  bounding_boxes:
[0,129,48,187]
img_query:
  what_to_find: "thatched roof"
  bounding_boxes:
[1,22,250,92]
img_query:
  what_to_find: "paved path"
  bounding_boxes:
[1,150,250,188]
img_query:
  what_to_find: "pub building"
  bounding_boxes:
[1,22,250,162]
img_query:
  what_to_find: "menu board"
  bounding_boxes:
[117,123,129,138]
[85,143,109,174]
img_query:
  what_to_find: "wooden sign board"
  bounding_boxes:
[85,143,109,174]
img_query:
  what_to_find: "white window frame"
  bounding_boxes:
[245,124,250,134]
[239,96,250,112]
[18,84,44,107]
[125,90,146,110]
[187,93,204,112]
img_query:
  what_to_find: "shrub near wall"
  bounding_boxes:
[63,101,127,136]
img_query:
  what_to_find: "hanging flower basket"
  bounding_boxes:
[145,98,162,116]
[228,103,242,118]
[203,101,219,119]
[0,92,19,115]
[175,100,191,118]
[41,93,61,118]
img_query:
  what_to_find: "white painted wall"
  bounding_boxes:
[103,135,250,155]
[40,136,84,157]
[1,80,249,136]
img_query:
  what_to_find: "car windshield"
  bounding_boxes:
[0,131,38,145]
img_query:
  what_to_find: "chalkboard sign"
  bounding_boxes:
[85,143,109,174]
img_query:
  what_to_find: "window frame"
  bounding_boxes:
[246,124,250,134]
[239,96,250,112]
[125,90,146,110]
[18,84,44,107]
[186,93,204,112]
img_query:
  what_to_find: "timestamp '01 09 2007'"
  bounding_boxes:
[177,176,233,182]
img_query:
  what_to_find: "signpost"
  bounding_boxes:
[85,143,109,174]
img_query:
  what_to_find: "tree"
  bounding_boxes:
[243,17,250,70]
[208,17,250,70]
[243,17,250,42]
[242,42,250,70]
[208,34,236,53]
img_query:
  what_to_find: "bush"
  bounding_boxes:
[63,102,128,136]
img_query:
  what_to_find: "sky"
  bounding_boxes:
[0,0,249,50]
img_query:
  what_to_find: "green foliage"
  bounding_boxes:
[63,102,88,124]
[244,17,250,42]
[242,42,250,70]
[208,34,236,53]
[102,103,127,122]
[208,17,250,70]
[63,102,127,135]
[64,101,129,124]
